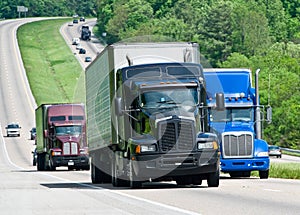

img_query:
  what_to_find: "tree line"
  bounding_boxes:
[95,0,300,150]
[1,0,299,149]
[0,0,96,18]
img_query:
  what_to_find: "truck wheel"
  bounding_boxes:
[91,162,102,183]
[112,154,128,187]
[129,159,142,189]
[37,154,46,171]
[259,170,269,179]
[207,170,220,187]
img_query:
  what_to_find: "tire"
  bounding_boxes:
[207,170,220,187]
[91,161,102,183]
[129,159,142,189]
[112,154,128,187]
[37,154,46,171]
[259,170,269,179]
[91,156,111,184]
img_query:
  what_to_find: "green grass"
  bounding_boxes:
[17,19,84,105]
[252,163,300,179]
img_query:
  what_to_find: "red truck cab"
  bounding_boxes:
[36,103,90,171]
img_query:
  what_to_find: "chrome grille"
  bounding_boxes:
[222,132,253,158]
[158,119,194,152]
[63,142,78,155]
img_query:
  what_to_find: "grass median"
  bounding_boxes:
[17,18,84,106]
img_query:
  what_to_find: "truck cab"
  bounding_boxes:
[203,68,270,179]
[36,103,90,171]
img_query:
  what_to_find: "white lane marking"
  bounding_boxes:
[263,188,281,192]
[12,22,37,113]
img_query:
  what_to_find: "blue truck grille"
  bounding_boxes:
[222,132,253,158]
[158,119,195,152]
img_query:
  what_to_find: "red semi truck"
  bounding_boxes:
[35,103,90,171]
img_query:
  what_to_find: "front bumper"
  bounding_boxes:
[131,150,219,180]
[220,157,270,172]
[7,130,20,136]
[52,155,89,168]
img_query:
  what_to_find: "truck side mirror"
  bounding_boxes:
[215,93,225,111]
[267,106,272,124]
[114,97,124,116]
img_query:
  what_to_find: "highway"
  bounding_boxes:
[1,18,300,215]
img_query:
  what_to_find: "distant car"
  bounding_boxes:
[80,17,85,22]
[79,48,86,54]
[268,145,282,158]
[30,127,36,140]
[76,44,83,50]
[72,37,80,45]
[32,148,37,166]
[73,19,79,24]
[68,22,74,27]
[85,56,92,62]
[5,123,21,137]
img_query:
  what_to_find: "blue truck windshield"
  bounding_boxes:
[55,125,82,136]
[141,88,198,110]
[210,108,253,122]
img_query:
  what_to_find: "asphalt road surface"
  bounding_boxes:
[0,18,300,215]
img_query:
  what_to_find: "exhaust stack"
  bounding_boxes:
[255,69,261,139]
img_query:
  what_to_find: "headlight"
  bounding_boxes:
[198,141,218,150]
[257,151,269,157]
[136,145,157,153]
[80,147,89,155]
[51,151,62,156]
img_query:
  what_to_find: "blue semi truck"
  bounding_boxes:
[203,68,271,179]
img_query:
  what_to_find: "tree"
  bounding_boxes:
[219,52,251,68]
[231,2,271,56]
[105,0,153,43]
[263,0,288,41]
[199,0,233,67]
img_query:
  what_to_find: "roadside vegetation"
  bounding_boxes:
[252,163,300,180]
[95,0,300,151]
[17,19,84,106]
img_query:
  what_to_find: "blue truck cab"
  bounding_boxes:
[203,68,270,179]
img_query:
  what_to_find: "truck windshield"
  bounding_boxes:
[55,125,82,136]
[210,108,253,122]
[140,88,198,110]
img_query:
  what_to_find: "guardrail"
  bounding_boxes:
[281,147,300,155]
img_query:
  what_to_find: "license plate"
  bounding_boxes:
[68,161,74,166]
